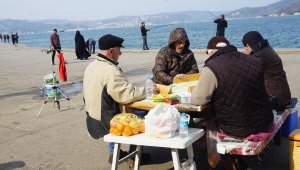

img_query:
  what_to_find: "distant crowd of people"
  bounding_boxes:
[0,33,19,45]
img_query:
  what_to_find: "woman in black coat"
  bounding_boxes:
[75,31,90,60]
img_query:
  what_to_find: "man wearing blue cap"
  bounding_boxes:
[83,34,146,163]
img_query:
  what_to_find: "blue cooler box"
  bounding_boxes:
[282,104,299,137]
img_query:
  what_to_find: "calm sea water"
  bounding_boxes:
[20,15,300,49]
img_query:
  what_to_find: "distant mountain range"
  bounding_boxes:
[228,0,300,18]
[0,0,299,34]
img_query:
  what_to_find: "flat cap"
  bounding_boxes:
[98,34,124,50]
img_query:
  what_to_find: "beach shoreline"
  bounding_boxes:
[0,43,299,170]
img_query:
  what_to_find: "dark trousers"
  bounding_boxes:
[88,43,96,54]
[51,47,61,65]
[142,36,149,50]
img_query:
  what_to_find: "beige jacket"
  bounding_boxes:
[83,55,146,121]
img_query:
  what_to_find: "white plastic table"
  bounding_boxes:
[104,128,204,170]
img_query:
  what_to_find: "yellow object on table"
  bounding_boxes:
[173,73,200,84]
[289,129,300,170]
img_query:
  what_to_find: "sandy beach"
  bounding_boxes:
[0,42,299,170]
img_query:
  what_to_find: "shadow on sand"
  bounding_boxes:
[0,161,25,170]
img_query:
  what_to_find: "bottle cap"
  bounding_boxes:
[181,112,186,116]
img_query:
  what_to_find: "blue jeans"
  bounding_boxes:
[108,142,114,154]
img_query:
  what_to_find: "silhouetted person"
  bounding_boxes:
[74,30,90,60]
[214,14,227,37]
[4,34,7,43]
[11,33,15,45]
[15,33,19,44]
[6,34,10,43]
[140,22,150,50]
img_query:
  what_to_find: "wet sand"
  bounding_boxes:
[0,43,299,170]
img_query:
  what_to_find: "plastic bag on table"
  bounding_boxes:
[145,103,180,138]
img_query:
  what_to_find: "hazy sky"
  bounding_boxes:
[1,0,280,20]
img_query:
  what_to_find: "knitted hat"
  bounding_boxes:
[242,31,264,47]
[207,36,230,49]
[98,34,124,50]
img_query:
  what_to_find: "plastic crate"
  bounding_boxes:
[282,104,298,137]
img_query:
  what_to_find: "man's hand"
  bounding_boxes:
[174,74,187,80]
[153,84,160,94]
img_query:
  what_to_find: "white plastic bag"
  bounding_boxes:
[145,104,180,138]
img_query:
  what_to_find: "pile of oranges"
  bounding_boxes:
[110,113,145,136]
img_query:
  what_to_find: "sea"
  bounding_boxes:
[20,15,300,49]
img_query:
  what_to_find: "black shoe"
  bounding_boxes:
[108,150,129,164]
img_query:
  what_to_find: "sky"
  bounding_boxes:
[1,0,281,20]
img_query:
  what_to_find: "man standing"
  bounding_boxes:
[140,22,150,50]
[83,34,146,162]
[214,14,227,37]
[242,31,291,110]
[50,29,61,65]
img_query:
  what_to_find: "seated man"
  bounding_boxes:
[242,31,291,111]
[191,36,274,169]
[152,27,199,85]
[83,34,146,163]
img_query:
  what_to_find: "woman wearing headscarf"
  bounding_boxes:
[75,30,90,60]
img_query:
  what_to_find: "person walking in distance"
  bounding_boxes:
[50,29,61,65]
[214,14,227,37]
[140,22,150,50]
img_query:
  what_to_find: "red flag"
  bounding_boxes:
[57,52,67,82]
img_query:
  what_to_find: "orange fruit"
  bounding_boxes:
[110,127,121,136]
[132,128,140,135]
[138,122,145,133]
[122,126,132,136]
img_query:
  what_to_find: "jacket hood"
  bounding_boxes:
[168,28,190,49]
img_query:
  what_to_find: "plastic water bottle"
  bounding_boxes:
[179,112,190,138]
[145,77,153,100]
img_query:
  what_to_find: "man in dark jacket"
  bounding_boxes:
[86,38,96,54]
[242,31,291,111]
[191,36,274,169]
[152,27,199,85]
[214,14,227,37]
[50,29,61,65]
[140,22,150,50]
[192,36,273,138]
